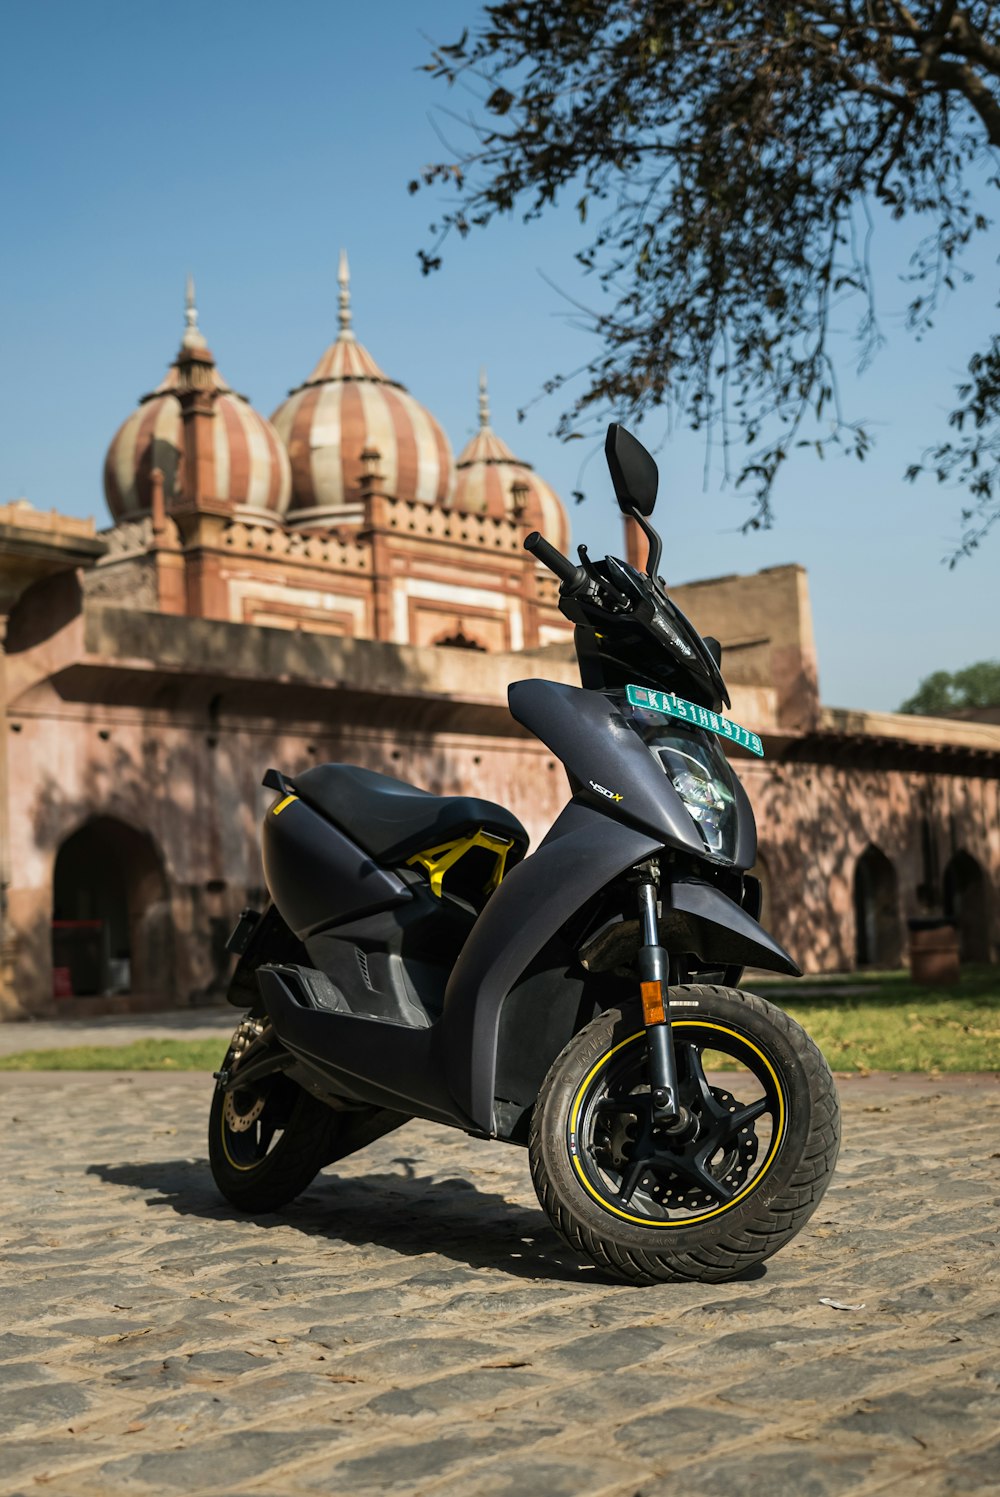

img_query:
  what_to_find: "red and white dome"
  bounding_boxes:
[453,371,570,553]
[271,253,453,526]
[103,283,291,526]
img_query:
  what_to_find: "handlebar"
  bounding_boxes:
[523,532,589,593]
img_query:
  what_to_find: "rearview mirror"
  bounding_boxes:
[605,424,658,518]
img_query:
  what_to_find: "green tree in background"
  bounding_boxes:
[416,2,1000,558]
[899,659,1000,713]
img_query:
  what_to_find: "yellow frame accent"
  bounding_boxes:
[568,1022,787,1228]
[271,794,298,816]
[407,828,515,898]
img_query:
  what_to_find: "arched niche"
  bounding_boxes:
[943,851,990,963]
[853,844,901,969]
[52,817,172,1000]
[433,625,487,652]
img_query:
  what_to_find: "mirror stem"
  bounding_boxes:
[631,508,663,583]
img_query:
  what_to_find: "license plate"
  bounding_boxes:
[625,684,764,757]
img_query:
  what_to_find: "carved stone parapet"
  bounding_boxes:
[220,519,371,572]
[380,497,524,553]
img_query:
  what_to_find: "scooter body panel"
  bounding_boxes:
[258,965,472,1128]
[508,678,756,869]
[262,795,410,939]
[443,798,663,1130]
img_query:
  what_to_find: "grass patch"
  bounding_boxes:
[0,1038,224,1071]
[753,964,1000,1073]
[2,967,998,1073]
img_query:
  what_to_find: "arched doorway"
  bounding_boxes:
[52,818,171,1000]
[943,851,990,963]
[854,845,901,968]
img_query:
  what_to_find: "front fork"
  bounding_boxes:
[636,869,685,1126]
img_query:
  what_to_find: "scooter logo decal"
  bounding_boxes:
[589,781,623,803]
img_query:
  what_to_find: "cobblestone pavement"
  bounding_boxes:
[1,1068,999,1497]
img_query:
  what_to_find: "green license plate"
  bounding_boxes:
[625,684,764,757]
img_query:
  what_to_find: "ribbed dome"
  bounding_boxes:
[103,282,291,526]
[454,371,570,553]
[271,252,453,526]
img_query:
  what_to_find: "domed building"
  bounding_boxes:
[103,281,290,529]
[89,260,573,650]
[454,370,570,554]
[272,253,453,527]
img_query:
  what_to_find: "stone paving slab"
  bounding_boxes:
[0,1068,998,1496]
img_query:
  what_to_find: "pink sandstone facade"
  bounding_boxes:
[0,269,997,1019]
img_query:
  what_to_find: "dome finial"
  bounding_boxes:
[182,274,207,351]
[478,366,491,430]
[338,249,355,341]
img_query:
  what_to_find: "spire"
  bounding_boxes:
[478,366,491,430]
[181,274,207,351]
[338,248,355,341]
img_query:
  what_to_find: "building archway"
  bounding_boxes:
[853,845,901,968]
[52,817,172,999]
[943,851,990,963]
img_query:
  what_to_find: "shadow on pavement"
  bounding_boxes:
[88,1156,766,1287]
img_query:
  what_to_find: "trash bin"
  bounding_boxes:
[907,918,960,987]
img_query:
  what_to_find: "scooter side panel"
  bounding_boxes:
[443,799,662,1130]
[262,797,410,939]
[259,966,471,1127]
[508,678,707,857]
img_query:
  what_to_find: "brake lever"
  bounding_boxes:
[577,545,630,611]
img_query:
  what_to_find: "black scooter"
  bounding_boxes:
[210,424,840,1285]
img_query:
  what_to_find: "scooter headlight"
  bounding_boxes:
[662,751,734,856]
[625,708,740,862]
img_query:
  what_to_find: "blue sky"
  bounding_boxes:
[1,0,997,710]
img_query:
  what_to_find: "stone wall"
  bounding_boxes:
[3,590,998,1018]
[744,754,999,972]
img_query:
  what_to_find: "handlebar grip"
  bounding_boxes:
[524,531,586,590]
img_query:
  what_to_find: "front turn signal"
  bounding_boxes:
[640,979,666,1026]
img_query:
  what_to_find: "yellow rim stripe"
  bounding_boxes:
[271,794,298,816]
[567,1021,786,1228]
[220,1109,260,1172]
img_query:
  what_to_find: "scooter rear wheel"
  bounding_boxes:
[208,1062,341,1213]
[529,985,839,1285]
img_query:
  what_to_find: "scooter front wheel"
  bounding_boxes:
[529,985,840,1285]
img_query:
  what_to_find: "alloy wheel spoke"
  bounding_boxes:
[666,1147,737,1205]
[594,1094,645,1118]
[729,1095,769,1133]
[256,1116,277,1158]
[703,1094,768,1149]
[678,1042,729,1121]
[616,1155,653,1206]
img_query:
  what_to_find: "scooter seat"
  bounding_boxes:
[291,763,529,865]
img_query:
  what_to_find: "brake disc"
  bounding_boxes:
[222,1018,268,1134]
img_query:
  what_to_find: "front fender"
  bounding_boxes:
[442,799,662,1131]
[666,879,801,978]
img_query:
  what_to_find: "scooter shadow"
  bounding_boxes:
[90,1158,768,1286]
[90,1156,617,1284]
